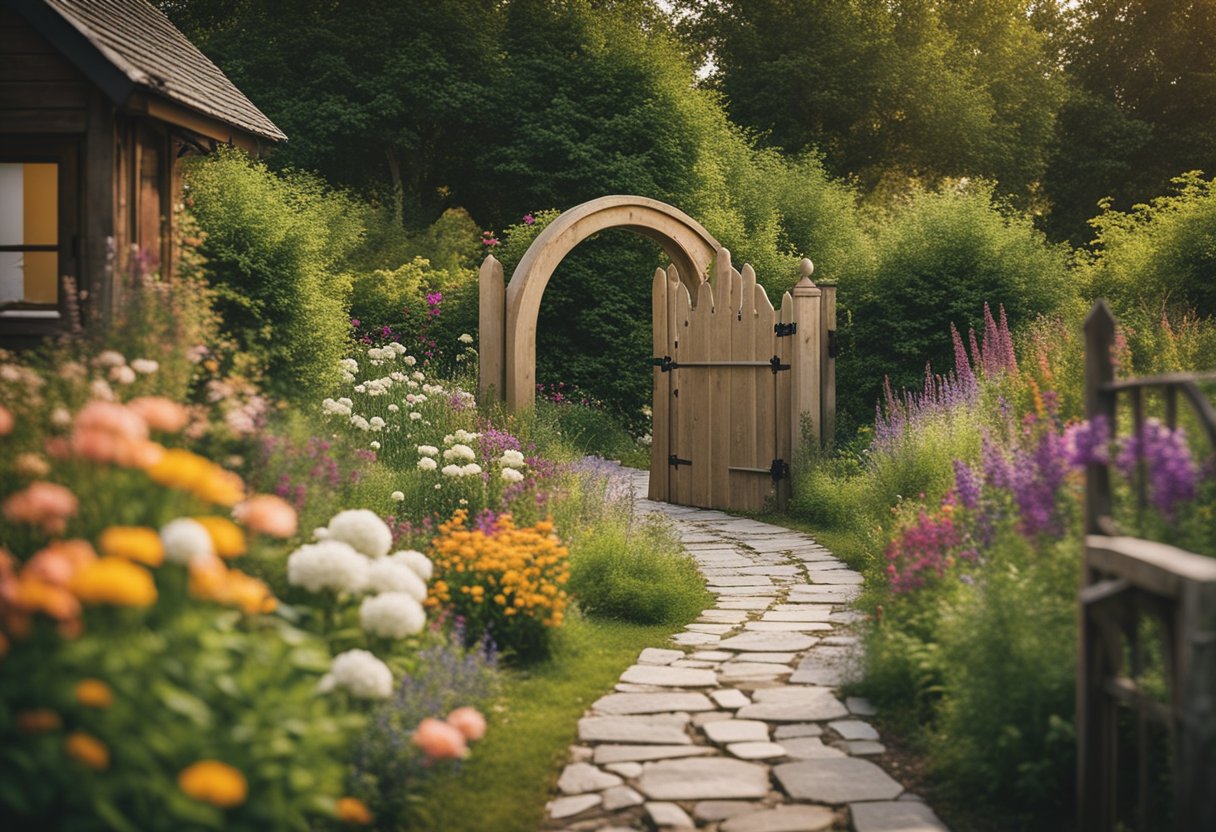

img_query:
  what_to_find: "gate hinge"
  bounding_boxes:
[827,329,838,359]
[775,322,797,337]
[651,356,677,372]
[770,355,791,374]
[770,458,789,483]
[669,454,692,468]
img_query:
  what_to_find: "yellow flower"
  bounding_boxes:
[71,557,157,608]
[147,448,210,490]
[194,469,245,507]
[336,796,374,825]
[99,526,164,567]
[193,516,247,558]
[17,708,61,734]
[179,760,248,808]
[65,731,109,771]
[75,678,114,709]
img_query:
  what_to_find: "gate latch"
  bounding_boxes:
[769,355,791,374]
[770,458,789,483]
[775,322,797,337]
[651,356,677,372]
[669,454,692,468]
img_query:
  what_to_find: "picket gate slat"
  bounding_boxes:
[649,268,669,502]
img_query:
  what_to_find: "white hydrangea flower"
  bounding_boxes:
[338,397,353,408]
[361,592,425,638]
[350,415,371,431]
[131,358,159,374]
[411,371,425,382]
[387,549,433,582]
[422,384,444,396]
[340,358,359,374]
[454,429,480,443]
[90,379,115,400]
[366,559,428,600]
[388,342,406,355]
[287,540,369,593]
[417,445,439,457]
[322,397,352,416]
[388,404,399,412]
[110,365,136,385]
[442,434,454,445]
[501,467,525,484]
[391,372,406,382]
[461,463,483,477]
[409,412,422,421]
[500,449,526,468]
[443,444,476,462]
[418,457,438,471]
[161,518,216,565]
[370,440,381,450]
[354,384,366,394]
[391,490,405,501]
[441,464,463,477]
[369,416,386,431]
[330,649,393,699]
[458,333,474,345]
[326,509,393,558]
[313,527,330,540]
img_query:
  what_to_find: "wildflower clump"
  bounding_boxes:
[427,509,569,659]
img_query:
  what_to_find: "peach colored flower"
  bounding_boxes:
[24,547,75,586]
[15,452,50,477]
[74,400,147,441]
[336,797,373,825]
[445,706,487,741]
[11,577,80,621]
[0,404,12,436]
[3,482,78,534]
[233,494,298,538]
[412,717,469,761]
[128,397,189,433]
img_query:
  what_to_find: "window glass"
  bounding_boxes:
[0,162,59,308]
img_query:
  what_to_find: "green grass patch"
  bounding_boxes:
[411,614,679,832]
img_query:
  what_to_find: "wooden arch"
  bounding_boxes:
[478,195,721,409]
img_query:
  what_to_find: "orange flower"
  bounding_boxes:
[0,403,12,436]
[70,557,157,608]
[178,760,248,808]
[188,558,275,615]
[127,396,189,433]
[336,797,373,825]
[11,576,80,621]
[75,678,114,709]
[193,517,247,558]
[14,452,49,477]
[147,448,210,490]
[3,481,78,535]
[17,708,61,734]
[233,494,297,538]
[446,706,486,741]
[194,469,245,506]
[412,718,468,760]
[65,732,109,770]
[99,526,164,567]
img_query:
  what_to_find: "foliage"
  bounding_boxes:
[183,149,362,402]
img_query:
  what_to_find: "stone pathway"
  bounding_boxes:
[544,468,949,832]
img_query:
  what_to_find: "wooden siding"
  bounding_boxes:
[0,9,88,133]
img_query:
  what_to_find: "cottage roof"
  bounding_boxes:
[11,0,286,142]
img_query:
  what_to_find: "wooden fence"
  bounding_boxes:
[1079,300,1216,831]
[648,251,834,512]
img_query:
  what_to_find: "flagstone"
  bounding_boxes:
[702,719,769,744]
[558,762,623,794]
[638,647,685,665]
[693,800,762,822]
[718,632,819,652]
[645,801,695,828]
[699,610,749,623]
[744,620,833,632]
[850,800,947,831]
[710,689,751,709]
[839,740,886,756]
[548,793,601,819]
[604,761,643,778]
[578,714,691,745]
[593,745,717,764]
[729,652,797,664]
[830,719,879,741]
[774,757,902,803]
[601,785,644,811]
[720,805,837,832]
[637,757,771,800]
[727,741,787,760]
[686,623,735,635]
[718,662,793,681]
[737,686,849,722]
[591,692,715,715]
[762,608,835,622]
[773,723,823,739]
[671,631,722,646]
[691,649,735,661]
[778,736,847,759]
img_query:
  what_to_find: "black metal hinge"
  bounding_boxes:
[827,329,838,359]
[775,322,797,337]
[770,458,789,483]
[651,356,677,372]
[669,454,692,468]
[769,355,791,374]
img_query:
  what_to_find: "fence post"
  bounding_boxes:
[478,255,505,402]
[790,258,821,466]
[819,282,836,449]
[1083,300,1116,535]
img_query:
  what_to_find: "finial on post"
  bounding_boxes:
[794,258,819,296]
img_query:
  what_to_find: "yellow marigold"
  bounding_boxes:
[65,731,109,770]
[336,796,374,825]
[194,468,245,507]
[75,678,114,709]
[17,708,61,734]
[147,448,210,490]
[193,516,247,558]
[99,526,164,567]
[70,557,157,608]
[178,760,248,808]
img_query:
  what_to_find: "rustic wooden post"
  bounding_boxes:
[1177,578,1216,831]
[790,259,821,461]
[1083,300,1116,535]
[478,255,505,402]
[649,268,670,502]
[819,281,836,449]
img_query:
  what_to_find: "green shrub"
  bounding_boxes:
[183,148,362,401]
[569,516,708,626]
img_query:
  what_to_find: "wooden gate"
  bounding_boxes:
[648,250,834,512]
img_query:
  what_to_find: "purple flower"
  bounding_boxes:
[1115,419,1199,518]
[1063,415,1111,468]
[953,459,981,510]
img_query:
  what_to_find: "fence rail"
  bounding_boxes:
[1079,300,1216,832]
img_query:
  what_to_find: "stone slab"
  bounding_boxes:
[716,599,777,610]
[737,686,850,722]
[718,632,819,652]
[699,610,749,623]
[779,736,846,759]
[548,793,601,819]
[774,757,902,803]
[720,805,837,832]
[762,608,835,622]
[702,719,770,744]
[718,662,793,680]
[638,757,771,800]
[620,665,718,688]
[711,689,751,709]
[744,621,833,632]
[727,741,787,760]
[686,623,735,635]
[578,714,691,745]
[592,692,715,715]
[730,652,798,664]
[692,650,735,661]
[830,719,879,740]
[773,723,823,739]
[601,785,644,811]
[672,659,720,668]
[693,800,760,822]
[639,647,685,665]
[558,762,623,794]
[707,576,775,587]
[593,745,717,764]
[646,801,695,828]
[840,740,886,756]
[849,800,947,831]
[604,761,643,778]
[671,631,722,646]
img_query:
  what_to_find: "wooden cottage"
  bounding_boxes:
[0,0,285,340]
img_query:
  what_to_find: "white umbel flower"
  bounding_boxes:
[326,509,392,558]
[461,463,483,477]
[366,558,428,600]
[131,358,159,374]
[443,444,476,462]
[387,549,433,582]
[161,518,216,565]
[360,592,426,638]
[287,540,369,593]
[499,449,526,468]
[417,445,439,457]
[441,464,462,477]
[418,457,438,471]
[458,333,474,345]
[501,467,525,484]
[330,649,393,699]
[391,490,405,501]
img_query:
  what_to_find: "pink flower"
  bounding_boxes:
[128,397,190,433]
[446,706,486,741]
[412,717,469,761]
[0,404,13,436]
[75,400,148,441]
[233,495,298,538]
[3,482,79,535]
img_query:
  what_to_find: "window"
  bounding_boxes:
[0,162,60,315]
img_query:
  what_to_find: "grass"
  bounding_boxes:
[410,613,680,832]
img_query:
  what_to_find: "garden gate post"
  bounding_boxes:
[478,255,505,402]
[790,259,822,462]
[819,282,836,448]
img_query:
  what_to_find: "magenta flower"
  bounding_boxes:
[523,213,535,225]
